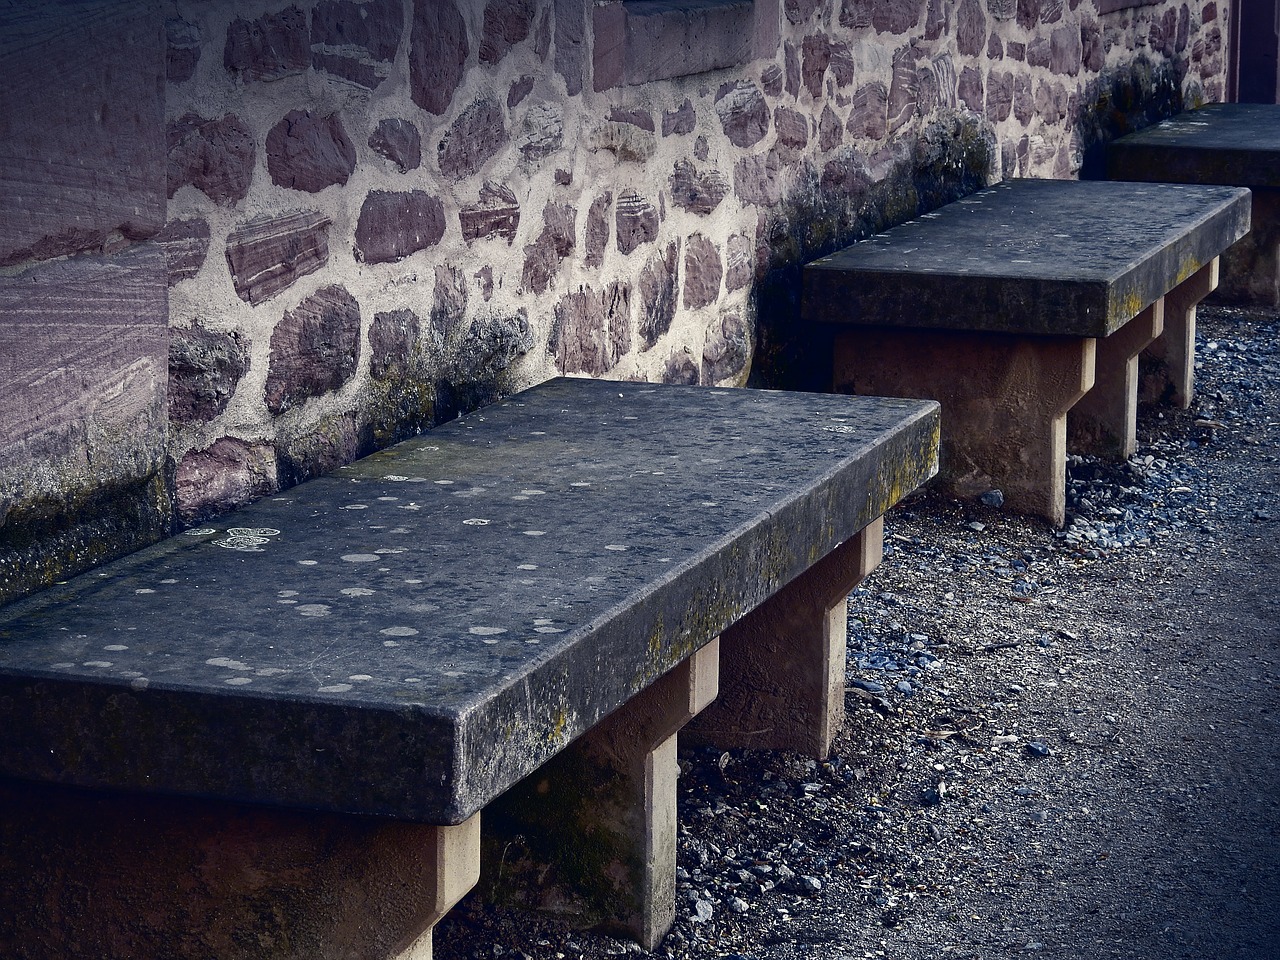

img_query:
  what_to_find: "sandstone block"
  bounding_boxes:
[354,191,446,264]
[460,182,520,245]
[819,105,843,151]
[311,0,403,88]
[683,234,723,310]
[174,437,278,526]
[802,35,831,99]
[553,283,631,376]
[638,241,679,349]
[761,63,785,97]
[480,0,534,64]
[265,285,361,415]
[168,324,250,424]
[702,314,750,385]
[410,0,468,115]
[715,81,770,149]
[957,0,987,55]
[438,97,508,180]
[663,99,696,137]
[849,82,889,139]
[735,151,785,207]
[266,110,357,193]
[664,350,700,385]
[586,193,612,267]
[775,107,810,155]
[508,75,535,107]
[224,6,309,81]
[154,219,211,286]
[1050,22,1082,75]
[167,113,255,206]
[959,66,984,112]
[369,309,422,378]
[725,234,754,292]
[830,42,856,87]
[1,1,164,266]
[670,160,729,216]
[226,211,331,304]
[616,192,659,255]
[369,119,422,172]
[166,17,201,83]
[554,0,587,96]
[432,264,469,343]
[517,104,564,161]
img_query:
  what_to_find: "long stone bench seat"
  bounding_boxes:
[1106,103,1280,307]
[802,178,1250,526]
[0,377,939,958]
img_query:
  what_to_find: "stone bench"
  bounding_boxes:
[802,178,1250,527]
[1106,103,1280,308]
[0,377,938,958]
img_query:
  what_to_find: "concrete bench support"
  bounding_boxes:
[483,640,719,949]
[1219,190,1280,306]
[1069,299,1164,460]
[0,777,480,960]
[1142,259,1219,408]
[832,331,1094,527]
[685,517,884,758]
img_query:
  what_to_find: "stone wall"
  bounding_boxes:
[0,0,1228,602]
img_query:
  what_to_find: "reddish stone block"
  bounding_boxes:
[410,0,468,115]
[265,285,361,415]
[438,97,508,180]
[226,211,331,304]
[169,324,250,425]
[554,0,587,96]
[369,309,422,379]
[775,106,810,156]
[734,150,784,207]
[553,283,631,376]
[702,314,750,384]
[517,103,563,162]
[802,34,832,98]
[480,0,534,64]
[761,63,785,97]
[1050,23,1082,74]
[610,106,656,132]
[174,437,278,526]
[586,193,612,267]
[168,113,255,207]
[849,82,889,139]
[266,110,357,193]
[592,1,625,92]
[725,234,754,292]
[715,81,770,149]
[508,75,535,107]
[662,100,696,137]
[354,191,446,264]
[959,66,985,112]
[224,6,309,81]
[819,105,844,151]
[166,16,201,83]
[638,241,679,349]
[432,264,469,342]
[830,41,856,87]
[616,192,659,255]
[683,234,723,310]
[1,1,164,266]
[460,182,520,245]
[311,0,403,88]
[368,119,422,173]
[986,71,1014,122]
[957,0,987,55]
[888,45,922,132]
[154,218,211,286]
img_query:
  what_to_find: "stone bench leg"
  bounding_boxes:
[830,329,1096,526]
[1068,299,1164,460]
[0,777,481,960]
[1216,188,1280,307]
[482,640,719,949]
[1142,259,1218,408]
[683,517,883,759]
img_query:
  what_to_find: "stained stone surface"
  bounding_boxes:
[1106,104,1280,187]
[0,379,938,824]
[805,179,1250,337]
[225,211,331,304]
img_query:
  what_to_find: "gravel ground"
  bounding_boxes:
[437,304,1280,960]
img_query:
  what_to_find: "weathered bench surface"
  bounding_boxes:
[804,178,1250,337]
[1107,104,1280,187]
[0,378,938,824]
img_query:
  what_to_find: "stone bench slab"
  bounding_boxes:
[1106,104,1280,306]
[803,178,1249,338]
[0,378,939,825]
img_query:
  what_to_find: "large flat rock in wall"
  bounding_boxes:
[0,0,164,266]
[804,179,1250,338]
[0,379,939,825]
[1107,104,1280,188]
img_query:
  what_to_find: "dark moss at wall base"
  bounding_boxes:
[1076,57,1187,180]
[0,473,171,608]
[749,113,997,394]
